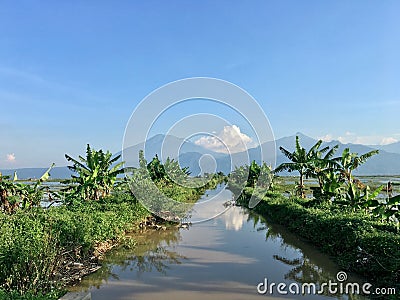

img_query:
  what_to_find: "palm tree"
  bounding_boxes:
[65,144,125,201]
[274,136,328,198]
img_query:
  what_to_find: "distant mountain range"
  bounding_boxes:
[367,141,400,155]
[0,167,73,180]
[2,133,400,179]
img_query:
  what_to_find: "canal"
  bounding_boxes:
[70,185,367,299]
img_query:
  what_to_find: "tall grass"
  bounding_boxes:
[0,195,149,299]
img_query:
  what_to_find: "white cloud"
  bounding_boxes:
[319,134,333,142]
[224,208,245,231]
[318,132,398,145]
[380,137,398,145]
[6,153,16,162]
[194,125,257,154]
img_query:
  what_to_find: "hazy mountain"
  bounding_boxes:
[368,141,400,155]
[3,133,400,179]
[274,132,319,151]
[121,134,225,166]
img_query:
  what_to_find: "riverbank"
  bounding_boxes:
[0,176,223,300]
[232,187,400,297]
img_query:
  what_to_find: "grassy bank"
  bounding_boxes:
[233,186,400,295]
[0,194,148,300]
[0,176,223,300]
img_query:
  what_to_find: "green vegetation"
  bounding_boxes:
[228,136,400,293]
[63,144,125,202]
[128,150,224,219]
[0,145,223,300]
[0,166,54,214]
[233,187,400,294]
[0,196,149,299]
[272,136,400,224]
[2,138,398,299]
[274,137,334,198]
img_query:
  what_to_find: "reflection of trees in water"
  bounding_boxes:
[272,255,364,300]
[273,254,329,284]
[246,211,282,242]
[247,211,328,283]
[129,246,183,275]
[79,228,185,289]
[246,210,364,300]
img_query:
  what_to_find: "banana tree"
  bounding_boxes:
[18,164,55,209]
[337,148,379,184]
[147,154,166,182]
[307,144,340,189]
[64,144,125,201]
[163,157,191,186]
[371,194,400,225]
[0,165,54,213]
[345,183,383,210]
[275,136,327,198]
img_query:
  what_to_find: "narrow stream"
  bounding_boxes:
[71,185,368,299]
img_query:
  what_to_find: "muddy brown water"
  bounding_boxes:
[70,185,368,299]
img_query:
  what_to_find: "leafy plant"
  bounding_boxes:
[344,183,383,210]
[0,173,19,214]
[337,148,379,185]
[163,157,191,185]
[370,194,400,225]
[63,145,125,201]
[274,136,330,198]
[147,154,166,181]
[0,165,54,214]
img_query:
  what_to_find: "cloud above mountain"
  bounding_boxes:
[319,132,398,145]
[6,153,16,162]
[194,125,257,154]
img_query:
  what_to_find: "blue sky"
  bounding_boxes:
[1,1,399,168]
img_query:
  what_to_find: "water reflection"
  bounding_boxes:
[223,207,246,231]
[72,186,369,299]
[73,229,185,290]
[246,210,366,299]
[187,185,233,223]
